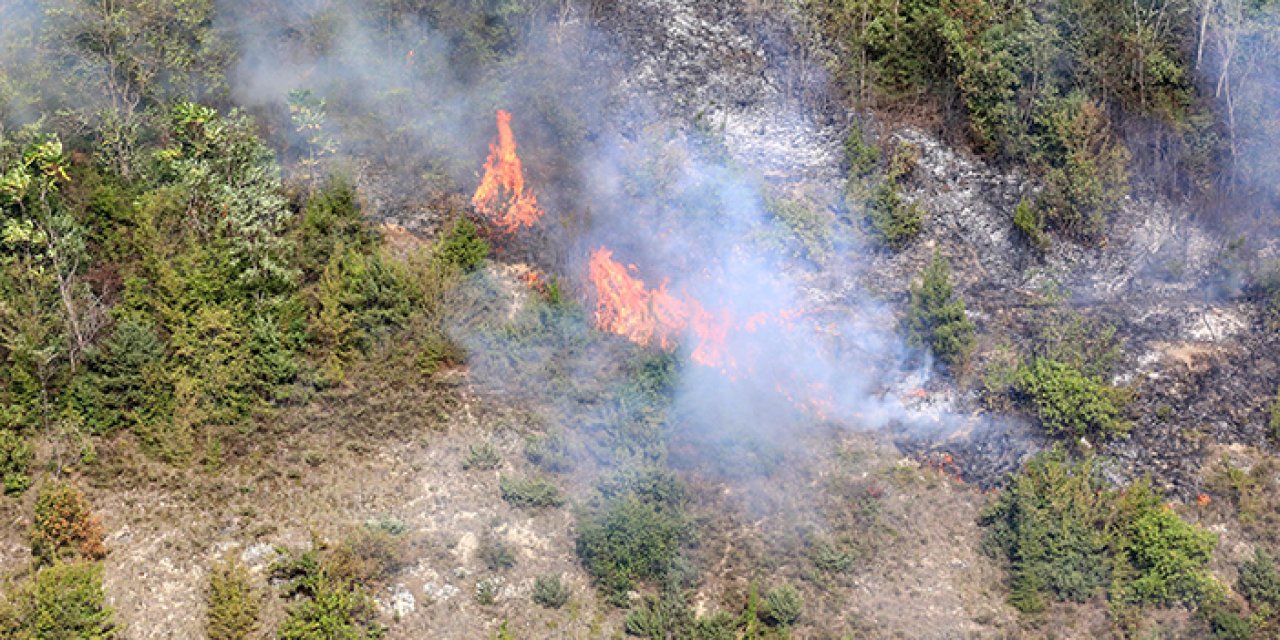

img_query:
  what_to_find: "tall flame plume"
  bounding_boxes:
[473,110,543,232]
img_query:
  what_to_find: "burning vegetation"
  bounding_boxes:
[472,110,544,233]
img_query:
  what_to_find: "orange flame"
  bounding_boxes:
[473,110,543,232]
[588,248,733,369]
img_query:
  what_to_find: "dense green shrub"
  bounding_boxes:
[1015,357,1129,439]
[907,251,976,368]
[866,180,922,250]
[499,475,564,509]
[1240,549,1280,611]
[0,430,33,494]
[433,217,490,273]
[844,122,880,178]
[576,470,691,601]
[271,550,385,640]
[980,449,1220,615]
[2,561,117,639]
[532,574,570,609]
[207,557,260,640]
[71,317,172,436]
[297,177,373,281]
[1034,94,1131,241]
[31,484,107,565]
[1013,199,1049,251]
[761,584,803,627]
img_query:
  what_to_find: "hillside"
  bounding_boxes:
[2,1,1280,638]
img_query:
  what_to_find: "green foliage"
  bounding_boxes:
[0,430,33,494]
[433,217,490,273]
[843,122,880,178]
[980,449,1220,616]
[907,251,976,368]
[576,469,692,601]
[1240,549,1280,612]
[297,177,372,281]
[207,557,260,640]
[31,483,106,565]
[1121,496,1219,605]
[70,317,171,436]
[1013,199,1048,251]
[532,574,570,609]
[288,90,338,189]
[760,584,803,627]
[1033,94,1131,241]
[271,550,386,640]
[499,475,564,509]
[865,180,922,250]
[1015,357,1129,439]
[2,561,116,640]
[464,441,502,471]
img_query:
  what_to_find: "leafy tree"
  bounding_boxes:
[907,251,976,368]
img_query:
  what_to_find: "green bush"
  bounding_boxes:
[0,430,33,495]
[271,550,385,640]
[980,449,1220,615]
[1013,199,1049,251]
[1207,608,1255,640]
[72,316,172,436]
[297,177,372,280]
[6,561,117,640]
[499,475,564,509]
[1121,497,1219,605]
[761,584,802,627]
[624,589,694,638]
[1034,94,1131,241]
[532,574,570,609]
[866,181,922,250]
[907,251,976,368]
[1015,357,1129,439]
[576,470,691,601]
[463,441,502,471]
[844,122,880,178]
[207,557,260,640]
[1239,549,1280,611]
[433,217,490,273]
